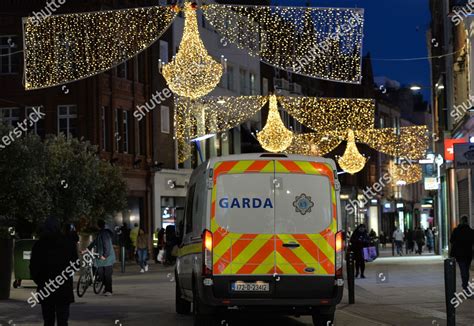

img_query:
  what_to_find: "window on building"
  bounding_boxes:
[25,106,45,137]
[138,118,146,155]
[240,69,248,95]
[249,72,256,95]
[262,77,269,95]
[160,40,169,64]
[101,107,110,151]
[57,105,77,138]
[117,62,127,79]
[0,107,20,126]
[226,66,234,91]
[0,36,20,74]
[115,109,120,151]
[161,106,170,134]
[123,110,129,153]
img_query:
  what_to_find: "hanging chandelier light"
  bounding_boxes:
[336,129,368,174]
[161,2,223,99]
[257,95,293,153]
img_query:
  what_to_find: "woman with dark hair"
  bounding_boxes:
[350,224,370,279]
[30,217,78,326]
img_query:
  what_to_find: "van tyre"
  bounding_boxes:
[312,312,335,326]
[176,277,191,314]
[192,283,215,326]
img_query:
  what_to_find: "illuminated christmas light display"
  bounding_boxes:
[162,2,223,99]
[278,96,375,132]
[203,4,364,83]
[257,95,294,153]
[23,6,177,90]
[336,130,368,174]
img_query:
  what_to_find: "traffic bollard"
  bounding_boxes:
[444,258,456,326]
[347,251,355,304]
[120,246,126,273]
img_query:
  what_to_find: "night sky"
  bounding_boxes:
[276,0,432,100]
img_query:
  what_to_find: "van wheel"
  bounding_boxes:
[312,312,335,326]
[176,277,191,314]
[192,283,215,326]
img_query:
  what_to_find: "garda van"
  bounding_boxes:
[175,154,344,326]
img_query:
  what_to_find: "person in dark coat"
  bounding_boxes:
[87,220,116,296]
[415,227,425,255]
[450,215,474,291]
[350,224,370,279]
[30,217,78,326]
[406,229,414,254]
[165,225,178,265]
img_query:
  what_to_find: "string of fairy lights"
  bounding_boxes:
[203,4,364,83]
[23,2,364,90]
[22,1,426,182]
[23,6,177,90]
[161,2,223,99]
[175,95,429,174]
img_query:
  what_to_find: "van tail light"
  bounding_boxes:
[335,231,344,279]
[202,229,213,276]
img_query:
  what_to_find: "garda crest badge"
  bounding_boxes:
[293,194,314,215]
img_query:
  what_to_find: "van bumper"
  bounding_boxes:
[197,276,343,312]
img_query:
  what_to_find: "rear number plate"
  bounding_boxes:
[231,282,269,292]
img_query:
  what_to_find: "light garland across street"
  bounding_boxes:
[203,4,364,83]
[23,6,177,90]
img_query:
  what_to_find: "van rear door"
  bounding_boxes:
[212,160,276,276]
[210,159,337,299]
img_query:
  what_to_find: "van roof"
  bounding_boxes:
[198,153,337,173]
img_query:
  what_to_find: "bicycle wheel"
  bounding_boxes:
[77,271,91,297]
[93,270,105,295]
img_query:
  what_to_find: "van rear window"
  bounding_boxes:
[215,174,274,234]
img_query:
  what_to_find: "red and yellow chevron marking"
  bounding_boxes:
[211,159,338,276]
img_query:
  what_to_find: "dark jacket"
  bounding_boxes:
[30,223,78,305]
[88,227,116,267]
[415,229,425,242]
[350,229,370,258]
[450,224,474,260]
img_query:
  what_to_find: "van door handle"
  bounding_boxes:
[283,243,300,248]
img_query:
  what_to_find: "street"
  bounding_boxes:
[1,256,473,326]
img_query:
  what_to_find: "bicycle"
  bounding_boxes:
[76,251,104,297]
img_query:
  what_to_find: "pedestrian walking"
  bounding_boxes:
[450,215,474,291]
[349,224,370,279]
[406,229,414,254]
[136,229,149,273]
[87,220,116,296]
[30,216,78,326]
[379,231,386,248]
[415,227,425,255]
[425,227,434,253]
[157,228,165,264]
[165,225,178,265]
[393,227,404,256]
[129,223,139,260]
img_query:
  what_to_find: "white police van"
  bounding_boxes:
[175,154,344,326]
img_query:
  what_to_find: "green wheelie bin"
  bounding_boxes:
[13,239,37,288]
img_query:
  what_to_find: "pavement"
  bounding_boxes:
[1,257,473,326]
